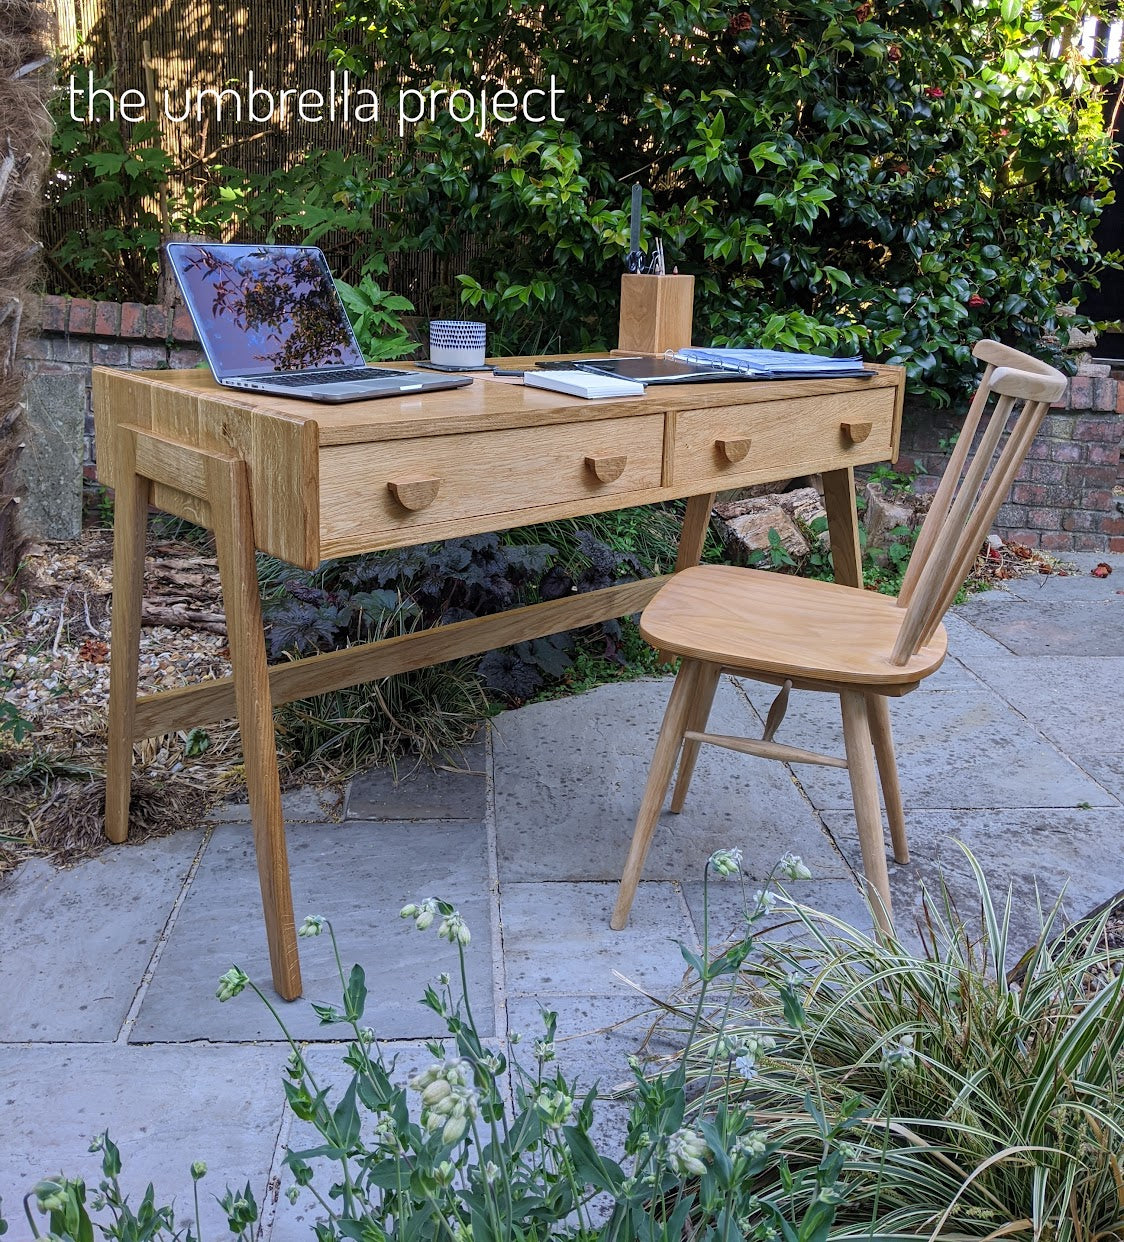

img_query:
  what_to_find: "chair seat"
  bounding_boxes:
[640,565,947,689]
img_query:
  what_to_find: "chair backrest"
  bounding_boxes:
[890,340,1067,666]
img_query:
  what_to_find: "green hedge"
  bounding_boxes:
[47,0,1121,403]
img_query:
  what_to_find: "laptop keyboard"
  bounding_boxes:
[266,366,408,387]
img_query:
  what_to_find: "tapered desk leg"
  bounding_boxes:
[822,467,862,589]
[105,435,148,844]
[674,493,717,573]
[206,455,302,1000]
[654,492,717,664]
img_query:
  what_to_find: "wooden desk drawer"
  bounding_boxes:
[671,387,896,487]
[319,414,664,556]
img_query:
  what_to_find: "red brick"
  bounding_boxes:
[50,337,92,363]
[1025,507,1056,530]
[997,503,1028,527]
[1039,532,1074,551]
[1083,470,1118,490]
[1074,418,1120,443]
[1028,461,1067,483]
[1094,379,1118,411]
[1110,535,1124,553]
[1116,384,1124,414]
[1025,439,1052,461]
[93,300,121,336]
[39,295,68,333]
[18,337,49,360]
[1087,443,1121,466]
[145,306,168,338]
[68,298,95,334]
[170,346,204,366]
[1011,482,1048,506]
[119,302,147,339]
[1103,515,1124,536]
[1073,534,1103,551]
[170,306,197,343]
[1049,441,1082,464]
[93,342,129,365]
[128,343,168,368]
[1069,376,1095,409]
[1084,489,1114,508]
[1000,528,1041,547]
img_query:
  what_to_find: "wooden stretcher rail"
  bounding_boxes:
[133,575,668,738]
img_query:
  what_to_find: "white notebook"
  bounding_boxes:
[524,369,646,399]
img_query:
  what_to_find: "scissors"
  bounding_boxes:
[626,183,646,273]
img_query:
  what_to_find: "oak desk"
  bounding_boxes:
[93,361,905,999]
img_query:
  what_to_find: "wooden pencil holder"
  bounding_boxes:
[617,273,695,355]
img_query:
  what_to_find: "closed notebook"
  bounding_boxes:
[523,369,646,399]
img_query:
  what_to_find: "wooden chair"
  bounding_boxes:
[611,340,1067,934]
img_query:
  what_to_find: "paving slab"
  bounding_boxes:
[986,553,1121,602]
[269,1041,438,1242]
[956,654,1124,763]
[500,882,695,999]
[734,678,1112,810]
[504,993,677,1183]
[1078,752,1124,802]
[680,876,876,947]
[493,678,846,884]
[0,833,201,1041]
[951,598,1124,657]
[942,609,1026,668]
[211,784,345,824]
[347,733,487,821]
[822,807,1124,952]
[132,821,493,1043]
[0,1043,286,1237]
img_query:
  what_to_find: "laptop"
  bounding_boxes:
[167,243,472,403]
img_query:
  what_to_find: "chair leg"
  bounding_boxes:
[867,694,909,864]
[839,690,894,936]
[611,659,702,930]
[670,662,722,813]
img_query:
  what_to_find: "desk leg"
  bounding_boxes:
[822,467,862,589]
[674,493,717,573]
[206,455,302,1001]
[105,439,148,844]
[655,492,717,665]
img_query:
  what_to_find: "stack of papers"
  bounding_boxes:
[675,347,868,378]
[524,369,646,399]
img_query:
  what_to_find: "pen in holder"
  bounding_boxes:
[617,273,695,355]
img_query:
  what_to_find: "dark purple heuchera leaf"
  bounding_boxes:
[477,649,544,701]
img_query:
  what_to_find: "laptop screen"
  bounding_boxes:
[168,243,366,378]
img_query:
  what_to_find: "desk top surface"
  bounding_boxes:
[105,358,905,447]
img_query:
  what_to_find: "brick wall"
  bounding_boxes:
[20,294,1124,553]
[24,293,204,466]
[889,380,1123,554]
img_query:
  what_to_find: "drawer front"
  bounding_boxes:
[320,415,665,553]
[671,387,896,488]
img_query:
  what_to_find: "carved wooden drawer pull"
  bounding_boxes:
[716,437,751,464]
[585,454,627,483]
[387,475,441,511]
[841,420,872,444]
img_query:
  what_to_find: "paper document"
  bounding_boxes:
[674,347,869,378]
